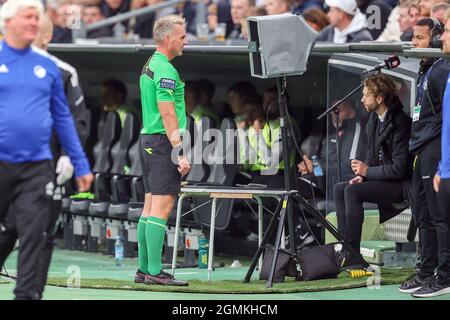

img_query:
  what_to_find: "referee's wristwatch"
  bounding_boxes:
[173,143,184,159]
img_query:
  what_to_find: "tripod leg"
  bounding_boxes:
[243,196,284,283]
[267,195,289,288]
[294,194,369,268]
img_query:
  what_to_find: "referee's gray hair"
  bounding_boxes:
[153,15,186,44]
[0,0,44,34]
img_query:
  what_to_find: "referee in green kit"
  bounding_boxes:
[134,15,191,286]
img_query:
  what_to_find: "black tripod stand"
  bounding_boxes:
[244,77,369,288]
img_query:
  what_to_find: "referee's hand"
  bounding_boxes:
[178,155,191,176]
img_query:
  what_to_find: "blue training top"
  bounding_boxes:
[439,73,450,179]
[0,40,90,177]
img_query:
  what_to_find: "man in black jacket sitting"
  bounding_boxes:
[334,74,412,268]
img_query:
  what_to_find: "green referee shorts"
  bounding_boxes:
[139,134,181,195]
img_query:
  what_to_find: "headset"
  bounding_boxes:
[430,18,444,49]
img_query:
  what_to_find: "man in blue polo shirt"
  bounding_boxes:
[421,14,450,299]
[0,0,93,300]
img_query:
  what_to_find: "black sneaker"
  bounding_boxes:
[144,270,189,286]
[337,250,367,270]
[411,275,450,298]
[399,273,432,293]
[134,270,147,284]
[285,223,315,250]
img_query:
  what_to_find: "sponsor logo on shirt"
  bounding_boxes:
[160,78,176,90]
[0,64,9,73]
[34,65,47,79]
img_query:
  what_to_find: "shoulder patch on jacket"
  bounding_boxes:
[160,78,176,89]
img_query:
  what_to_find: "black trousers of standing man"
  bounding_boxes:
[334,180,405,252]
[0,160,54,300]
[411,139,449,279]
[436,178,450,282]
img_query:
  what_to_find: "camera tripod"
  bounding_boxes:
[243,76,369,288]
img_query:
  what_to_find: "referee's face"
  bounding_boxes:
[169,24,188,58]
[5,7,39,47]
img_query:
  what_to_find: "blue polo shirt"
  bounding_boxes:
[0,40,90,177]
[438,73,450,179]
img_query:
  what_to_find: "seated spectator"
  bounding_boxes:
[292,0,324,15]
[398,0,414,41]
[101,0,131,18]
[217,0,234,37]
[240,5,267,39]
[193,79,220,125]
[431,2,450,22]
[318,0,373,43]
[265,0,292,15]
[82,4,113,38]
[298,100,367,198]
[127,0,176,38]
[247,86,300,186]
[229,0,255,39]
[227,81,259,129]
[409,2,422,25]
[419,0,443,17]
[185,80,219,125]
[227,81,259,171]
[51,1,74,43]
[303,7,330,32]
[334,74,412,269]
[357,0,393,40]
[207,3,219,34]
[99,79,138,135]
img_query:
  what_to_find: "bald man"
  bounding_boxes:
[32,15,90,299]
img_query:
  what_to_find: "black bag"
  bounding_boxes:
[259,245,299,283]
[297,243,341,281]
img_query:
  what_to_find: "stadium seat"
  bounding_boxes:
[65,111,121,251]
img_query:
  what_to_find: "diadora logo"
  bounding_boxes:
[0,64,9,73]
[34,65,47,79]
[144,147,153,155]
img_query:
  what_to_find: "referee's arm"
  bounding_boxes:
[158,102,190,176]
[158,101,182,147]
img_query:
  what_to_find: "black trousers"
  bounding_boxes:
[411,139,447,278]
[36,198,62,298]
[0,160,53,300]
[435,178,450,280]
[334,180,405,251]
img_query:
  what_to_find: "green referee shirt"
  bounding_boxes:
[140,52,186,135]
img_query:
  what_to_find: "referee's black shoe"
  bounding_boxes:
[144,270,189,286]
[411,275,450,298]
[134,270,147,284]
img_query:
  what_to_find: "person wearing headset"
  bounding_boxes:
[399,17,450,297]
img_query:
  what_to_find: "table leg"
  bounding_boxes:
[255,196,264,271]
[208,197,217,282]
[172,193,186,276]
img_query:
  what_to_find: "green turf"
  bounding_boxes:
[44,267,414,294]
[2,248,449,300]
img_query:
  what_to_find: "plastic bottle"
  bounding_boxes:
[311,155,323,177]
[115,235,124,267]
[198,236,209,269]
[113,23,126,39]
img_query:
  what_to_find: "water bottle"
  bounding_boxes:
[311,155,323,177]
[198,236,209,269]
[115,235,124,267]
[113,22,126,39]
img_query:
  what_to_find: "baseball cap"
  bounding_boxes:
[325,0,358,16]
